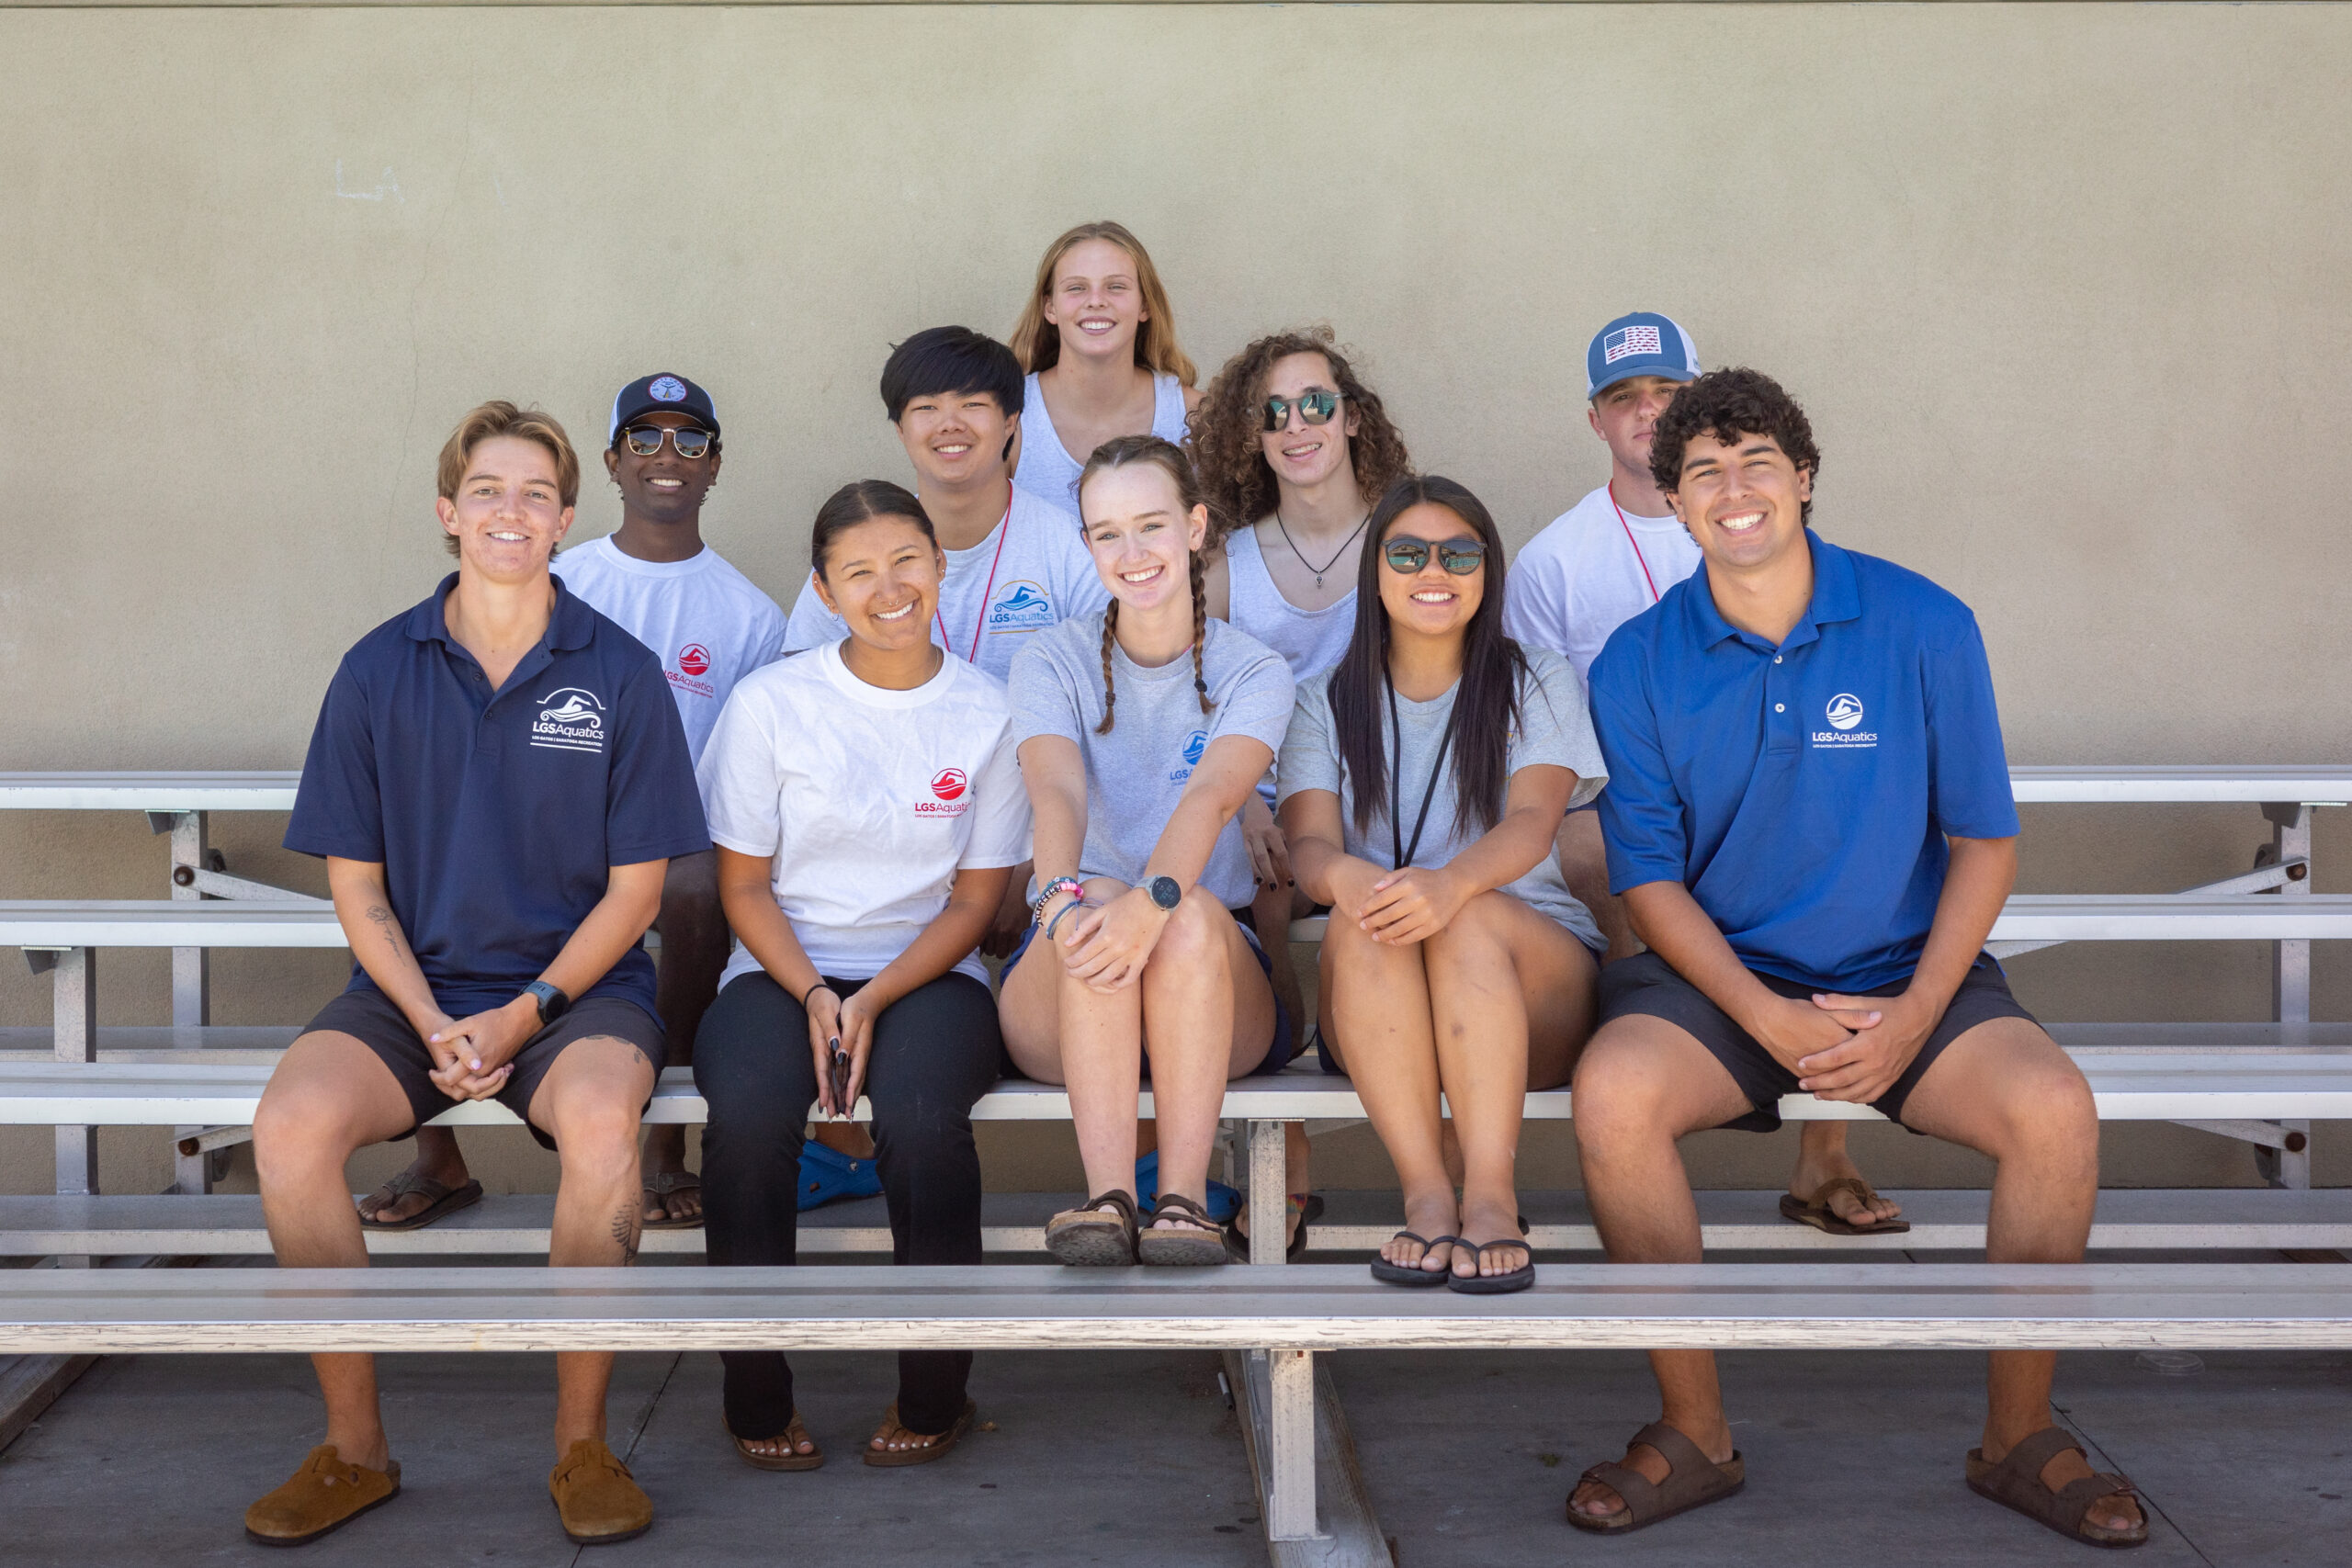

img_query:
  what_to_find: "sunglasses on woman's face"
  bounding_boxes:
[1383,536,1487,576]
[1261,389,1342,432]
[620,425,715,460]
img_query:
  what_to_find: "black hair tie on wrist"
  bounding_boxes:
[801,983,836,1009]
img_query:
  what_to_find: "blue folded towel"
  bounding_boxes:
[1135,1150,1241,1224]
[799,1138,884,1211]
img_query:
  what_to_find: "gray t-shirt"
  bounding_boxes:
[1010,612,1297,908]
[1277,648,1607,951]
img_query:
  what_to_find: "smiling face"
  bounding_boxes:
[1042,238,1148,365]
[1376,501,1485,640]
[811,513,944,653]
[1588,375,1683,487]
[1667,429,1814,573]
[1257,351,1362,496]
[1080,461,1207,616]
[436,435,574,580]
[603,410,719,524]
[895,387,1014,492]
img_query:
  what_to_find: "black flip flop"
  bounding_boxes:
[1370,1232,1461,1286]
[1447,1236,1535,1294]
[1224,1193,1326,1262]
[356,1175,483,1233]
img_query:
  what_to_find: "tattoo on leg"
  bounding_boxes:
[610,1198,641,1264]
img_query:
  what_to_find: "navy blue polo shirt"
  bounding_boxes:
[1588,531,2018,992]
[287,573,709,1021]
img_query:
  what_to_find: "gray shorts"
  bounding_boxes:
[1594,950,2035,1132]
[303,987,664,1151]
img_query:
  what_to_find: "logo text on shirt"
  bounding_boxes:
[668,642,717,700]
[1812,693,1877,750]
[915,766,970,818]
[1169,728,1209,784]
[532,688,607,754]
[986,581,1056,635]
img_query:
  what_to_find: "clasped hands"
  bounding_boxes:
[424,996,538,1101]
[1042,884,1168,993]
[1329,855,1473,947]
[1753,988,1935,1104]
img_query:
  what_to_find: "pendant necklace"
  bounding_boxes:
[1272,509,1370,589]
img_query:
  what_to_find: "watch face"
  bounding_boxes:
[1149,875,1182,910]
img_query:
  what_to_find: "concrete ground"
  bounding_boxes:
[2,1325,2346,1567]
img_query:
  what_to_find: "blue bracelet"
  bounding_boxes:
[1043,897,1091,942]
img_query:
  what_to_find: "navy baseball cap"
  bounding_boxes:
[1585,313,1701,400]
[609,373,719,443]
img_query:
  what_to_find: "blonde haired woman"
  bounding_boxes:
[1010,221,1203,509]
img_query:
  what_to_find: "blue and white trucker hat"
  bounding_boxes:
[1585,312,1702,400]
[609,373,720,443]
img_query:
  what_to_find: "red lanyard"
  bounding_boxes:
[935,498,1013,662]
[1608,483,1662,604]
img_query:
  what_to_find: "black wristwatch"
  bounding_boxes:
[522,980,570,1028]
[1146,875,1182,912]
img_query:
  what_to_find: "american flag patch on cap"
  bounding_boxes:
[1603,325,1663,364]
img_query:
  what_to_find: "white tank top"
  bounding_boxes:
[1016,370,1191,511]
[1223,525,1358,685]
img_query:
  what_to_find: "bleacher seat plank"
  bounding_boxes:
[4,766,2343,815]
[0,773,300,813]
[1,1262,2346,1355]
[5,1188,2345,1258]
[0,1052,2342,1127]
[2005,765,2352,804]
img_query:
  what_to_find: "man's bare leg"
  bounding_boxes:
[1559,813,1900,1231]
[254,1032,420,1470]
[1566,1016,1751,1517]
[1899,1018,2142,1537]
[530,1034,657,1451]
[644,850,725,1224]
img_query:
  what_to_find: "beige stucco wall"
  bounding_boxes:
[0,3,2346,1196]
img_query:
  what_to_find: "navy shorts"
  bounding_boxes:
[1001,908,1295,1076]
[1594,950,2036,1132]
[303,987,665,1151]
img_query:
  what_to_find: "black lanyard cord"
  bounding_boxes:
[1385,671,1462,872]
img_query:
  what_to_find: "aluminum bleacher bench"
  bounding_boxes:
[1,1259,2347,1546]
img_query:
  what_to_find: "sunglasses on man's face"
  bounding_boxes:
[620,425,715,460]
[1383,536,1487,576]
[1261,389,1342,432]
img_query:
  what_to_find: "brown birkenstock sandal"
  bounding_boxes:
[356,1171,483,1232]
[548,1437,654,1545]
[1566,1421,1745,1534]
[864,1399,977,1468]
[1779,1177,1910,1236]
[641,1168,704,1230]
[730,1409,822,1471]
[244,1445,401,1546]
[1046,1190,1139,1266]
[1137,1190,1231,1267]
[1966,1427,2148,1549]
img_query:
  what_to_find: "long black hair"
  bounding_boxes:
[1329,475,1531,842]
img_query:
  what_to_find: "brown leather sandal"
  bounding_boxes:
[1966,1427,2148,1549]
[1566,1421,1745,1534]
[863,1399,977,1468]
[730,1409,822,1472]
[1137,1190,1230,1267]
[1779,1177,1909,1236]
[1046,1190,1138,1266]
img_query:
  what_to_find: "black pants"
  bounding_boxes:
[695,968,1001,1438]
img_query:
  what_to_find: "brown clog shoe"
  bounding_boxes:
[549,1438,653,1546]
[243,1444,401,1546]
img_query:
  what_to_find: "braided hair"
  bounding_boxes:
[1076,434,1215,734]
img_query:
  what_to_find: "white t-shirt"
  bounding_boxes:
[781,485,1109,686]
[1503,484,1702,686]
[554,536,786,763]
[697,642,1031,987]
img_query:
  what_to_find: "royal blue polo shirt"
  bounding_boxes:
[1588,530,2018,992]
[286,573,709,1021]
